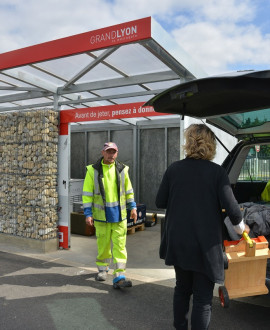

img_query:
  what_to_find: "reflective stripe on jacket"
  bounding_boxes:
[82,157,135,222]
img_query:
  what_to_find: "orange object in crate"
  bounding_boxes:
[219,235,270,308]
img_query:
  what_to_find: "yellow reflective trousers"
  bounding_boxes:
[95,219,127,280]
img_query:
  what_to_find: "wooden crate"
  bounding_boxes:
[223,236,270,299]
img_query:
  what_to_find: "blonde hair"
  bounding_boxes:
[183,124,216,160]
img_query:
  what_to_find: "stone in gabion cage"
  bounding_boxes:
[0,109,59,240]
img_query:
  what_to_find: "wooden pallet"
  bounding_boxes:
[127,223,145,235]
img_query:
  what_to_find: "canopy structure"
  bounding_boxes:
[0,17,208,250]
[0,16,206,123]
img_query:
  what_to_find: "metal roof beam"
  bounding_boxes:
[31,64,69,83]
[0,90,52,103]
[0,100,77,112]
[29,64,98,107]
[0,87,166,111]
[87,52,151,92]
[0,89,93,106]
[2,70,58,93]
[59,70,179,95]
[0,86,44,92]
[0,71,100,106]
[87,51,129,77]
[87,51,150,92]
[64,46,120,88]
[59,88,165,105]
[0,102,52,112]
[141,39,195,81]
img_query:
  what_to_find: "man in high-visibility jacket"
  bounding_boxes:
[82,142,137,289]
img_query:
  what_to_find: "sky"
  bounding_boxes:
[0,0,270,75]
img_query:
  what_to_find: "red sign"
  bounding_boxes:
[255,145,260,152]
[0,17,151,70]
[59,102,172,135]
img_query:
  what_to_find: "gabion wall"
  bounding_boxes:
[0,109,59,240]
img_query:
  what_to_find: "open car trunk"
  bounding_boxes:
[145,69,270,283]
[145,70,270,201]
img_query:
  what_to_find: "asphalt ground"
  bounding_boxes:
[0,223,270,330]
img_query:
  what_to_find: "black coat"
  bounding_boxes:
[156,158,242,284]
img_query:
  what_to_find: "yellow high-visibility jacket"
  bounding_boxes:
[82,157,136,222]
[261,180,270,202]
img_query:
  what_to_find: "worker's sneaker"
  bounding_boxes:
[113,279,132,289]
[95,271,107,281]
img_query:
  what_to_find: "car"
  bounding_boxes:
[145,69,270,294]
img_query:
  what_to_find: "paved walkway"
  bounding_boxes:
[0,223,270,329]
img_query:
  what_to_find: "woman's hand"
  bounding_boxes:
[244,224,250,234]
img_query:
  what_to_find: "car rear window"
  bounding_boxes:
[238,145,270,182]
[222,109,270,129]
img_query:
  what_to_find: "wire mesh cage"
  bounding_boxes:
[0,109,59,240]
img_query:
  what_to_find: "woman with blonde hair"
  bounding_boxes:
[156,124,249,330]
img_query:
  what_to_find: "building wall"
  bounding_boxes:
[70,120,180,211]
[70,118,237,212]
[138,126,180,210]
[0,110,59,240]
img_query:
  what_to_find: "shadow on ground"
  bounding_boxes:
[0,251,269,330]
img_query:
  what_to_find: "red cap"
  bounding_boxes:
[102,142,118,151]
